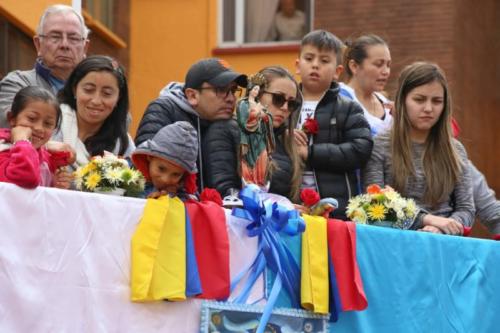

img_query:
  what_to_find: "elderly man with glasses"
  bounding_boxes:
[0,4,89,127]
[135,58,247,190]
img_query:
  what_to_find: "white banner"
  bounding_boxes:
[0,183,261,332]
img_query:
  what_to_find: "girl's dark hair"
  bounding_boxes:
[58,55,129,156]
[11,86,62,130]
[343,34,388,80]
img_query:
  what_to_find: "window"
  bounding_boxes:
[84,0,114,31]
[219,0,313,46]
[0,16,36,79]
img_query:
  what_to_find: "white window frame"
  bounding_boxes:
[217,0,314,48]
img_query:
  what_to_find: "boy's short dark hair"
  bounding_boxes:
[300,29,345,65]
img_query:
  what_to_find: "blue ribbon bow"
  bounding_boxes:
[231,185,305,333]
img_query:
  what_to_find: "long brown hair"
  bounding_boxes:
[258,66,304,202]
[391,62,462,206]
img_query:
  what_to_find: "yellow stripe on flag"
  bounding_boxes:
[131,196,186,302]
[301,214,329,313]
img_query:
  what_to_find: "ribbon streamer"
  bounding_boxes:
[231,185,305,333]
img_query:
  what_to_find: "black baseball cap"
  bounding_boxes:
[184,58,247,90]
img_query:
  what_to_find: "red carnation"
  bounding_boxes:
[200,188,223,206]
[300,188,320,207]
[50,151,73,168]
[302,118,319,135]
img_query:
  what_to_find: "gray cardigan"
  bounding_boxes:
[362,132,475,229]
[0,68,54,128]
[470,161,500,233]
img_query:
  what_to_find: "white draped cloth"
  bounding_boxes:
[0,182,261,332]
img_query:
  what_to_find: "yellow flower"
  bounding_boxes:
[85,172,101,190]
[367,204,387,221]
[84,160,97,174]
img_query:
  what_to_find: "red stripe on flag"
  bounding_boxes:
[327,219,368,311]
[186,200,230,300]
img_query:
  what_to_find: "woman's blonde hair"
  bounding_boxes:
[391,62,462,206]
[258,66,304,202]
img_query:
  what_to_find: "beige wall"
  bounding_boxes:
[128,0,300,135]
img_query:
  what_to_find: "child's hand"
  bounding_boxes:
[46,141,76,164]
[293,130,309,160]
[53,168,73,189]
[147,190,168,199]
[11,126,32,143]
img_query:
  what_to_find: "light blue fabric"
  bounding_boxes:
[330,224,500,333]
[265,232,302,308]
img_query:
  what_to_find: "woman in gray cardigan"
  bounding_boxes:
[363,62,474,235]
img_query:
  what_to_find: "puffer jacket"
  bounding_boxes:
[300,82,373,219]
[135,82,210,189]
[202,119,240,196]
[203,119,296,200]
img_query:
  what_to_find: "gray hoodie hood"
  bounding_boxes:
[158,81,198,117]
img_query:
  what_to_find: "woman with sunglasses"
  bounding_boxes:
[204,66,303,202]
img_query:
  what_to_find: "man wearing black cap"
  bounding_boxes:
[135,58,247,190]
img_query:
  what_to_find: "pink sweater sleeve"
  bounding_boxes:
[0,141,41,188]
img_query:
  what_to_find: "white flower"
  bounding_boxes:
[352,208,367,224]
[405,199,417,217]
[384,189,399,201]
[346,196,363,217]
[74,177,83,190]
[127,169,141,185]
[105,168,123,185]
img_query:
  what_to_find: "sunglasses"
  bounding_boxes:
[262,91,301,112]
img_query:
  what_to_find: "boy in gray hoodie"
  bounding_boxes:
[132,121,198,200]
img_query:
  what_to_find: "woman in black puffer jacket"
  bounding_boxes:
[203,66,303,202]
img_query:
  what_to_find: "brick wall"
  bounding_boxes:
[315,0,500,237]
[316,0,499,187]
[315,0,456,98]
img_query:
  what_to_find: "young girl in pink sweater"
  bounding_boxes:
[0,86,73,189]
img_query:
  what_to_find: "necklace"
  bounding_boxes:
[368,94,384,119]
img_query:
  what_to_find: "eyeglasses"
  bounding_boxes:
[198,85,242,99]
[38,33,86,45]
[262,91,301,112]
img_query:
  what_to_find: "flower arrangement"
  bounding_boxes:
[346,184,417,229]
[74,153,145,197]
[302,117,319,135]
